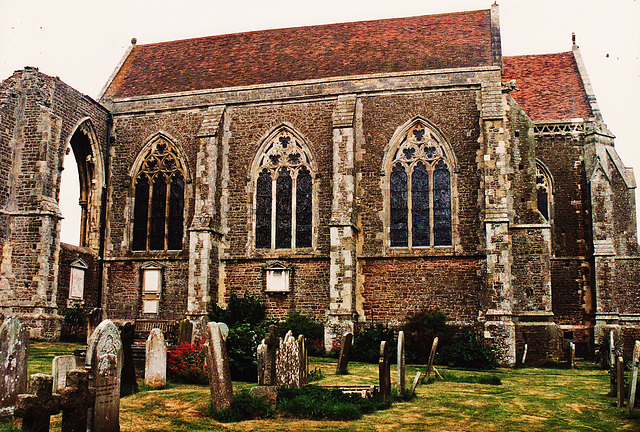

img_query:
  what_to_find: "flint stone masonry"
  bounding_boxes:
[0,317,29,416]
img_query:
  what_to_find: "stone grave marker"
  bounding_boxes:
[58,369,95,432]
[205,322,233,410]
[177,319,194,345]
[336,332,353,375]
[397,330,405,394]
[276,331,303,388]
[145,328,167,389]
[120,322,138,395]
[86,308,102,344]
[14,374,60,432]
[86,319,123,432]
[298,335,309,386]
[0,317,29,416]
[52,355,77,392]
[378,341,391,403]
[258,325,278,386]
[521,343,528,364]
[569,342,576,369]
[617,356,625,408]
[410,371,422,396]
[628,340,640,413]
[609,330,616,394]
[424,337,439,383]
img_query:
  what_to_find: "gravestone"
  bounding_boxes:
[205,322,233,410]
[298,335,309,386]
[86,308,102,344]
[276,331,302,388]
[14,374,60,432]
[260,325,278,386]
[86,319,123,432]
[609,330,616,394]
[617,356,625,408]
[120,322,138,395]
[58,369,95,432]
[628,340,640,413]
[569,342,576,369]
[52,355,77,392]
[0,317,29,416]
[336,332,353,375]
[410,371,422,396]
[177,319,194,345]
[424,337,439,383]
[145,328,167,389]
[521,343,528,364]
[397,331,405,394]
[378,341,391,403]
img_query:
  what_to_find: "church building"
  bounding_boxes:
[1,4,638,365]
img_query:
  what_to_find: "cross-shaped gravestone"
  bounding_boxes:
[378,341,391,403]
[260,325,278,386]
[58,370,95,432]
[14,374,60,432]
[336,332,353,375]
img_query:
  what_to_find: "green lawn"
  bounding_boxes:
[1,342,638,432]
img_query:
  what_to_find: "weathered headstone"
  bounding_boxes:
[86,319,123,432]
[257,325,278,386]
[0,317,29,416]
[521,343,528,365]
[617,356,625,408]
[298,335,309,386]
[177,319,194,345]
[276,331,302,388]
[410,371,422,396]
[609,330,616,395]
[14,374,60,432]
[336,332,353,375]
[378,341,391,403]
[397,331,405,394]
[58,369,95,432]
[424,337,439,383]
[52,355,78,393]
[86,308,102,344]
[569,342,576,369]
[120,322,138,395]
[145,328,167,389]
[628,340,640,413]
[205,322,233,411]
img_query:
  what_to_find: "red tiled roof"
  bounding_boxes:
[103,10,495,99]
[502,52,593,121]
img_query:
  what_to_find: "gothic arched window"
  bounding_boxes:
[132,137,186,251]
[387,121,454,249]
[253,127,315,250]
[536,161,553,222]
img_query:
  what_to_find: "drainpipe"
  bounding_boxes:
[97,113,113,311]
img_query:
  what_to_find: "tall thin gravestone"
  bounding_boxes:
[205,322,233,411]
[14,374,60,432]
[120,322,138,396]
[397,331,406,394]
[0,317,29,416]
[86,319,123,432]
[52,355,77,393]
[617,356,625,408]
[177,319,194,345]
[86,308,102,344]
[276,331,302,388]
[424,337,439,383]
[336,332,353,375]
[58,370,95,432]
[379,341,391,403]
[257,325,278,386]
[298,335,309,386]
[628,340,640,414]
[145,328,167,389]
[569,342,576,369]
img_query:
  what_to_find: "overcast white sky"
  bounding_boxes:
[1,0,639,244]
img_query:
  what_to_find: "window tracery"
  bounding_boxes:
[132,137,186,251]
[536,162,552,222]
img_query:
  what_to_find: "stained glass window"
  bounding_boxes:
[388,122,453,249]
[254,127,315,250]
[132,137,186,251]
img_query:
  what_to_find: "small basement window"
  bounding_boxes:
[265,263,291,293]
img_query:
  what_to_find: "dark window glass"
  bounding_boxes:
[433,160,452,246]
[296,167,312,248]
[167,173,184,250]
[412,162,430,247]
[256,169,272,249]
[149,175,167,250]
[275,168,292,249]
[132,175,149,251]
[537,187,549,220]
[390,163,408,247]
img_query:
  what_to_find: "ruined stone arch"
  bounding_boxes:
[127,132,191,252]
[248,124,319,253]
[64,118,105,250]
[381,116,458,252]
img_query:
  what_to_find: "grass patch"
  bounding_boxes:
[434,370,502,385]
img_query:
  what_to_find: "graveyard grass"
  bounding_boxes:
[5,342,639,432]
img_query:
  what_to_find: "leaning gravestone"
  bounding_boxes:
[276,331,302,388]
[336,332,353,375]
[14,374,60,432]
[58,369,95,432]
[52,355,78,392]
[379,341,391,403]
[145,328,167,389]
[424,337,439,383]
[177,319,194,345]
[0,317,29,416]
[628,340,640,413]
[205,322,233,411]
[397,331,406,394]
[86,320,123,432]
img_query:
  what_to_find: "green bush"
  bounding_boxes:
[59,302,87,342]
[401,309,450,364]
[278,310,325,356]
[209,389,273,422]
[435,332,496,370]
[210,292,266,327]
[352,324,397,364]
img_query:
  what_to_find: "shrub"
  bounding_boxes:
[278,310,325,356]
[352,324,397,364]
[401,309,450,364]
[59,302,87,342]
[209,389,273,422]
[210,292,266,327]
[435,332,496,369]
[167,338,208,384]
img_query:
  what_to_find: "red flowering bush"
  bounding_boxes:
[167,338,208,384]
